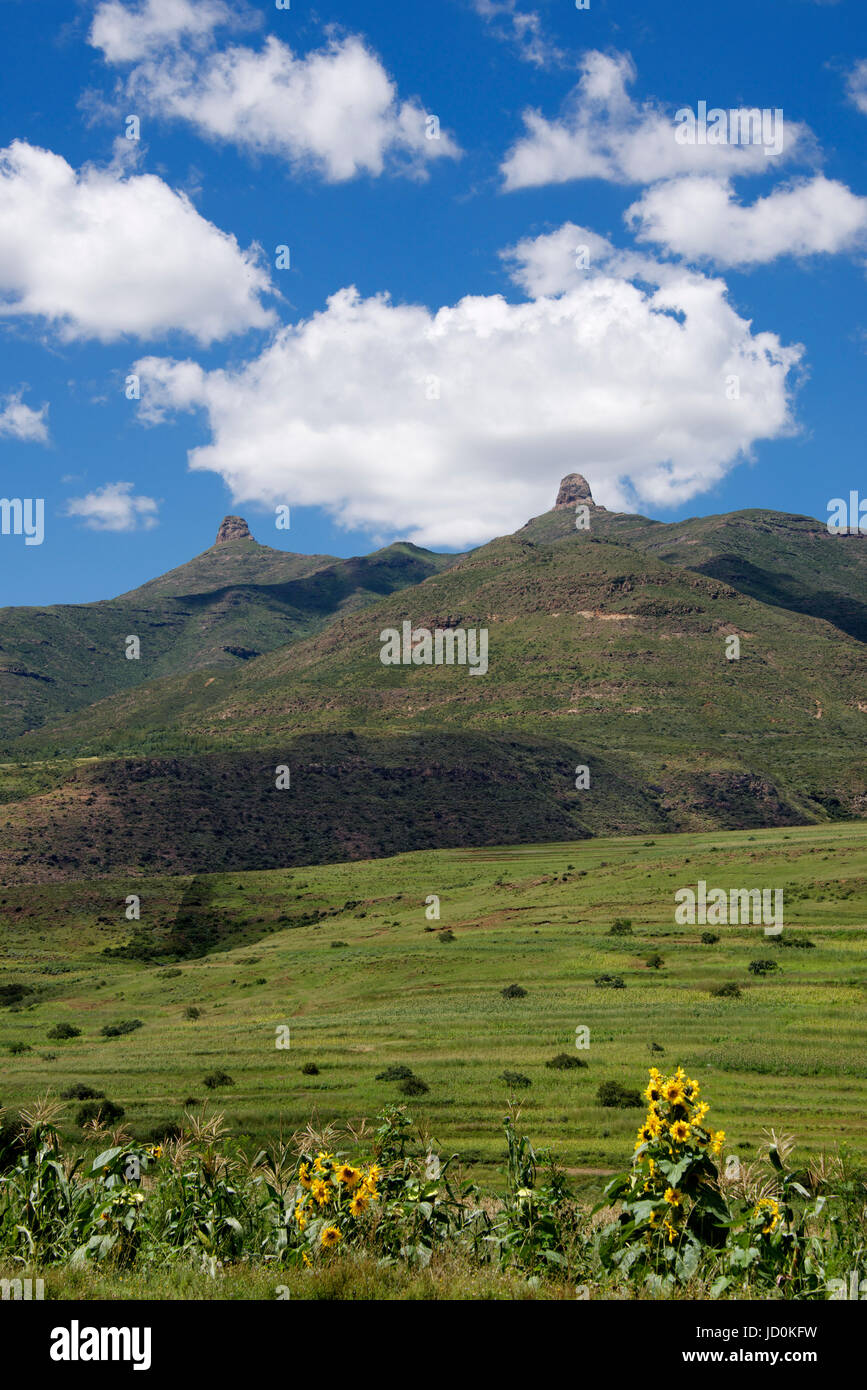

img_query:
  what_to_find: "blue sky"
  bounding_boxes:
[0,0,865,604]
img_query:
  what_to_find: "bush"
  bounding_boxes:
[645,953,664,969]
[748,959,779,976]
[0,984,33,1006]
[597,1080,642,1109]
[438,929,456,943]
[711,982,742,998]
[608,919,633,935]
[545,1053,587,1070]
[594,974,625,989]
[203,1069,234,1090]
[7,1041,31,1055]
[376,1064,415,1081]
[330,940,348,948]
[184,1006,201,1020]
[301,1062,319,1076]
[398,1076,429,1097]
[501,984,527,999]
[60,1083,105,1100]
[47,1023,80,1040]
[650,1041,665,1054]
[501,1071,531,1089]
[76,1099,124,1128]
[101,1019,143,1038]
[701,931,720,944]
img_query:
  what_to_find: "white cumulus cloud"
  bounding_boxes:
[0,140,275,343]
[501,50,812,190]
[65,481,159,530]
[0,391,49,443]
[627,175,867,267]
[847,59,867,114]
[90,0,235,63]
[131,228,803,546]
[90,10,460,183]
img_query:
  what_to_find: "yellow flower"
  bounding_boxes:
[335,1164,362,1188]
[365,1164,382,1184]
[710,1130,725,1156]
[313,1151,333,1174]
[664,1187,683,1206]
[753,1197,781,1234]
[648,1209,659,1227]
[311,1179,331,1207]
[663,1079,686,1106]
[302,1252,312,1268]
[294,1203,307,1230]
[298,1162,312,1189]
[671,1121,691,1143]
[644,1079,662,1104]
[349,1193,368,1218]
[664,1220,677,1244]
[320,1225,341,1248]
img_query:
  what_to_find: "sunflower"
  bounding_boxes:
[349,1192,369,1218]
[664,1187,683,1206]
[335,1164,362,1188]
[664,1220,677,1244]
[294,1203,307,1230]
[662,1079,686,1107]
[313,1151,333,1174]
[298,1162,312,1189]
[320,1225,342,1248]
[311,1178,331,1207]
[753,1197,781,1234]
[648,1209,660,1227]
[710,1129,726,1157]
[671,1121,691,1143]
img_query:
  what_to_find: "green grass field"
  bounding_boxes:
[1,822,865,1187]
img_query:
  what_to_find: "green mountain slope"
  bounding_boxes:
[0,518,458,741]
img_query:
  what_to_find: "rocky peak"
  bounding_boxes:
[555,474,594,509]
[215,516,252,544]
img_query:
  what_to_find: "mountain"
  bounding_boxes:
[0,478,864,883]
[0,518,459,741]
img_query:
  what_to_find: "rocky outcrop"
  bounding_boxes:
[555,474,594,509]
[215,516,252,544]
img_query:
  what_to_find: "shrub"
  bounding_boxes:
[376,1064,415,1081]
[597,1080,642,1109]
[7,1042,31,1055]
[650,1041,665,1054]
[701,931,720,944]
[184,1006,201,1020]
[203,1069,234,1090]
[501,984,527,999]
[330,940,348,948]
[545,1053,587,1070]
[60,1083,105,1100]
[594,974,625,989]
[748,959,779,976]
[0,984,32,1006]
[301,1062,319,1076]
[609,919,633,935]
[101,1019,143,1038]
[398,1076,429,1097]
[645,953,664,969]
[158,968,182,979]
[76,1099,124,1128]
[438,929,456,943]
[501,1071,532,1089]
[47,1023,80,1040]
[711,982,742,998]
